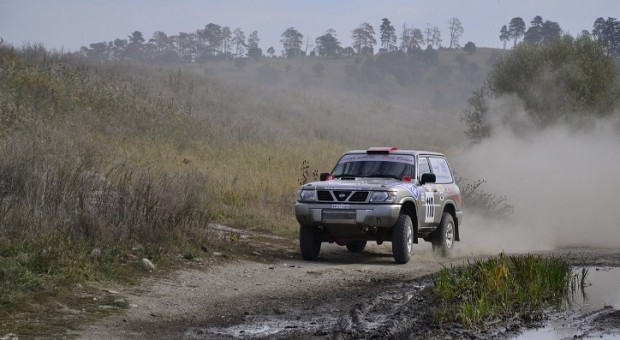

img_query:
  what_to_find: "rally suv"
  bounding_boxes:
[295,147,463,264]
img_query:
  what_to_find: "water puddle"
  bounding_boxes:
[515,267,620,339]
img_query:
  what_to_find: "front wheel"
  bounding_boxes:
[392,214,414,264]
[299,225,321,260]
[432,212,455,257]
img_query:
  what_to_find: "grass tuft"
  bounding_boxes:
[433,253,588,325]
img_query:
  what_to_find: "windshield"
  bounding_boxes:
[332,154,414,179]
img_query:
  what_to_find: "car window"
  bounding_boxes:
[418,156,431,178]
[428,157,453,184]
[332,154,414,179]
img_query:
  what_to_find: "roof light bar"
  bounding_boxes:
[366,146,398,154]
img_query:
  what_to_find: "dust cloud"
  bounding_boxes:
[453,97,620,255]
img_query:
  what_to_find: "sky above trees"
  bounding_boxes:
[0,0,618,52]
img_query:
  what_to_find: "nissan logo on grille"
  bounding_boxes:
[334,191,351,201]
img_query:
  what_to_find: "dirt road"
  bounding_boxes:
[75,235,620,339]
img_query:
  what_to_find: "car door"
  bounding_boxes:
[428,156,454,221]
[417,156,439,226]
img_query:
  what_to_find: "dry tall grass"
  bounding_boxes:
[0,42,496,323]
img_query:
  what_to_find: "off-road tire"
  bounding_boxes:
[299,225,321,260]
[432,212,455,257]
[392,214,414,264]
[346,240,367,253]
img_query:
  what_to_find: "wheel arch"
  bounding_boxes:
[400,200,419,244]
[442,203,459,241]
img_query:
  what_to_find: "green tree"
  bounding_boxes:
[400,25,424,52]
[524,16,544,43]
[232,28,246,58]
[463,35,619,141]
[351,22,376,55]
[379,18,397,51]
[111,38,127,59]
[246,30,262,60]
[199,23,223,57]
[221,26,232,56]
[267,46,275,57]
[525,16,562,44]
[126,31,145,59]
[315,31,342,57]
[448,17,464,48]
[461,88,490,143]
[508,17,526,47]
[247,30,260,50]
[425,24,442,49]
[594,17,620,55]
[463,41,476,54]
[499,25,510,49]
[280,27,303,58]
[541,20,562,43]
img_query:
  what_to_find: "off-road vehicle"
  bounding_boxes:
[295,147,463,264]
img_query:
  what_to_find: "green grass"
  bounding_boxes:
[433,253,588,325]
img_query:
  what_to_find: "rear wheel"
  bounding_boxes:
[346,240,367,253]
[299,225,321,260]
[392,214,414,264]
[432,213,455,257]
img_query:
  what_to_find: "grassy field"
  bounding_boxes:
[0,42,505,332]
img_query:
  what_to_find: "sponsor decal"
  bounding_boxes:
[425,195,435,223]
[339,154,415,164]
[392,183,419,200]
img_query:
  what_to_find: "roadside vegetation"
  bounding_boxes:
[0,40,485,331]
[434,253,588,325]
[0,43,344,331]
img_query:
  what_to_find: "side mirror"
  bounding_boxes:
[420,173,436,185]
[319,172,330,181]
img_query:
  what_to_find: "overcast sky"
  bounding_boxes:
[1,0,618,53]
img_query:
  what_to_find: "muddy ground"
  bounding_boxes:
[68,226,620,340]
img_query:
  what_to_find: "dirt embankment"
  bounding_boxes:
[72,234,620,340]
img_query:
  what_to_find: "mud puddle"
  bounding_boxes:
[184,279,433,339]
[515,267,620,339]
[183,267,620,339]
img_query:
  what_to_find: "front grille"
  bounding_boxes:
[333,191,351,201]
[349,191,369,202]
[317,190,333,201]
[316,190,369,203]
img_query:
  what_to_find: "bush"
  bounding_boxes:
[463,34,620,142]
[434,253,587,325]
[456,175,513,219]
[463,41,476,54]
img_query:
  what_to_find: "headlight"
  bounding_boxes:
[298,189,316,202]
[370,191,397,203]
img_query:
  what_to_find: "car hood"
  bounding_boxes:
[302,178,400,191]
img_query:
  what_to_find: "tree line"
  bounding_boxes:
[499,15,620,56]
[76,15,618,64]
[77,18,466,62]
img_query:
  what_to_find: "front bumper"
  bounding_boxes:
[295,202,401,228]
